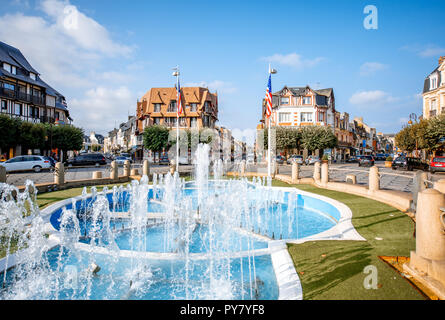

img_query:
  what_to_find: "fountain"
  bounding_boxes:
[0,144,358,300]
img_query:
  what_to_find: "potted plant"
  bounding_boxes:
[322,154,329,164]
[385,156,393,168]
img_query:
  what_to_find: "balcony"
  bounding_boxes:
[0,87,46,106]
[429,110,437,117]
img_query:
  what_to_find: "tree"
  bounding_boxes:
[48,125,84,161]
[91,144,101,152]
[424,114,445,152]
[19,122,46,152]
[395,125,416,152]
[143,125,170,154]
[0,115,21,153]
[263,127,300,151]
[300,126,338,152]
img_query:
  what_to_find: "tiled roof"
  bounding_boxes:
[0,41,38,74]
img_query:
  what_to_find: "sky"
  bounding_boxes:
[0,0,444,140]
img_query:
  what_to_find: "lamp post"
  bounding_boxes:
[267,65,277,177]
[172,66,180,173]
[408,113,418,157]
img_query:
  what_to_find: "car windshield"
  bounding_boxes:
[116,157,125,160]
[433,158,445,163]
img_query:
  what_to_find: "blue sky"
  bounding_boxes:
[1,0,445,138]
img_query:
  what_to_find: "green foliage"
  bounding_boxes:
[424,114,445,151]
[0,114,21,151]
[19,122,46,150]
[386,156,393,161]
[299,126,338,151]
[91,144,101,152]
[395,115,445,152]
[143,125,170,152]
[48,124,84,152]
[322,153,329,161]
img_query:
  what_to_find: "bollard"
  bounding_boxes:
[415,189,445,261]
[123,160,131,177]
[143,160,150,177]
[0,165,6,183]
[240,160,246,176]
[291,162,299,184]
[368,166,380,193]
[110,160,118,181]
[130,169,139,176]
[321,162,329,185]
[313,162,321,181]
[92,171,102,179]
[434,179,445,194]
[169,159,176,175]
[412,171,429,212]
[54,162,65,186]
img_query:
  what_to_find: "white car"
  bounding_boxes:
[114,156,128,166]
[0,155,52,173]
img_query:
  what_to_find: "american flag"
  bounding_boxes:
[265,74,272,118]
[177,79,183,116]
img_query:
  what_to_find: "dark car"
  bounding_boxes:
[429,156,445,174]
[276,155,285,165]
[66,153,106,167]
[358,155,374,167]
[159,154,169,164]
[392,156,428,171]
[346,156,357,163]
[43,156,56,167]
[374,153,387,161]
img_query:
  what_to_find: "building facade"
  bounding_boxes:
[423,56,445,119]
[261,85,336,128]
[0,41,71,126]
[136,86,218,134]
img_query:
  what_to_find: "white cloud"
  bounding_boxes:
[260,53,324,70]
[349,90,399,106]
[401,44,445,58]
[0,0,138,134]
[359,62,387,76]
[70,86,136,134]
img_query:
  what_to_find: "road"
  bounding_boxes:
[4,161,444,193]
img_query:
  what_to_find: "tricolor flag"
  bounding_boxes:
[177,79,183,116]
[265,74,272,118]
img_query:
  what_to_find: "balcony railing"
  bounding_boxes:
[0,87,46,106]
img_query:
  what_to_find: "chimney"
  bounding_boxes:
[439,56,445,66]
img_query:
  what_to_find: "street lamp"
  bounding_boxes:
[408,113,417,125]
[267,64,277,177]
[172,66,180,173]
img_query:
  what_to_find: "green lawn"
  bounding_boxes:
[4,179,426,299]
[272,181,424,300]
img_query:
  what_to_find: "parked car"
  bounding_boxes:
[119,153,132,163]
[43,156,56,167]
[429,156,445,174]
[159,154,169,164]
[374,153,388,161]
[305,155,320,165]
[114,156,128,166]
[276,155,285,165]
[0,155,52,173]
[287,155,303,165]
[391,156,428,171]
[246,153,255,164]
[358,155,375,167]
[346,156,357,163]
[66,153,107,167]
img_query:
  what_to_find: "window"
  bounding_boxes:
[1,100,6,111]
[153,103,161,112]
[153,117,160,125]
[280,97,289,105]
[190,103,198,112]
[318,112,325,122]
[14,103,22,116]
[302,97,311,105]
[4,83,15,91]
[431,77,437,89]
[431,99,437,111]
[3,63,11,73]
[204,101,211,113]
[11,66,16,75]
[190,117,197,128]
[30,73,36,80]
[278,112,291,122]
[300,112,313,122]
[55,111,60,120]
[168,101,177,112]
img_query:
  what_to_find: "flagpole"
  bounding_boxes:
[176,68,180,173]
[267,64,271,178]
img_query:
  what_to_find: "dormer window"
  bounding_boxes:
[3,63,15,74]
[302,97,311,105]
[30,72,36,80]
[280,97,289,105]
